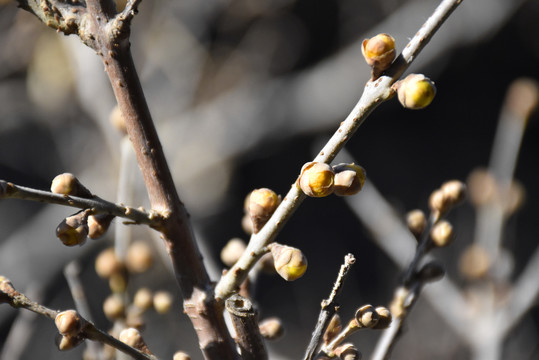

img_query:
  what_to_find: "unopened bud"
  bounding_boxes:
[51,173,92,198]
[56,334,83,351]
[173,352,192,360]
[335,343,362,360]
[153,291,173,314]
[270,243,308,281]
[459,244,491,280]
[103,294,125,320]
[441,180,467,208]
[372,307,392,329]
[55,310,81,336]
[396,74,436,110]
[95,247,124,279]
[429,189,450,214]
[133,288,153,311]
[406,209,427,238]
[119,328,147,352]
[110,105,127,135]
[259,317,284,340]
[430,220,454,247]
[299,162,335,197]
[355,305,379,328]
[220,238,246,267]
[249,188,281,233]
[87,214,114,239]
[361,33,396,77]
[56,212,89,247]
[332,163,366,196]
[125,241,153,274]
[323,314,342,344]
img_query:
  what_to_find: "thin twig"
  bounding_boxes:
[303,254,356,360]
[215,0,464,302]
[0,180,161,227]
[0,278,156,360]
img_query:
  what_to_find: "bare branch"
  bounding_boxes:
[215,0,464,302]
[0,180,161,226]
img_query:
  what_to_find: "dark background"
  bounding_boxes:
[0,0,538,359]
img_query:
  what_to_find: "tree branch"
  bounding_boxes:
[214,0,464,302]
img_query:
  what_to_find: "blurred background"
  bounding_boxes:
[1,0,538,359]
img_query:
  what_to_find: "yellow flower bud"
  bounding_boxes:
[299,162,335,197]
[56,212,89,247]
[249,188,281,233]
[333,163,366,196]
[397,74,436,109]
[406,209,426,238]
[430,220,454,247]
[103,294,125,320]
[361,33,396,74]
[441,180,467,208]
[270,243,308,281]
[134,288,153,311]
[95,247,124,279]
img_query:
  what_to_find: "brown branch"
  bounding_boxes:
[225,295,268,360]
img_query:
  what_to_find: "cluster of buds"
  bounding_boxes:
[322,305,391,358]
[298,162,366,198]
[429,180,467,216]
[51,173,115,245]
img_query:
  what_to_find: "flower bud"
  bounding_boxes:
[259,317,285,340]
[406,209,426,238]
[153,291,173,314]
[125,241,153,274]
[249,188,281,233]
[119,328,149,353]
[220,238,246,267]
[103,294,125,320]
[355,305,379,328]
[428,189,450,214]
[372,307,392,329]
[467,169,497,206]
[361,33,396,75]
[55,310,81,336]
[396,74,436,110]
[56,334,83,351]
[133,288,153,311]
[270,243,308,281]
[173,352,192,360]
[95,247,124,279]
[430,220,454,247]
[332,163,366,196]
[441,180,467,208]
[109,272,128,293]
[87,214,114,239]
[335,343,362,360]
[299,162,335,197]
[56,212,89,247]
[50,173,93,198]
[417,261,445,283]
[459,244,490,280]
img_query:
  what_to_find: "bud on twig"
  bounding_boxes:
[270,243,308,281]
[126,241,154,273]
[406,209,427,239]
[417,261,445,283]
[332,163,366,196]
[355,305,379,328]
[249,188,281,233]
[51,173,93,198]
[259,317,285,340]
[361,33,396,78]
[335,343,362,360]
[430,220,454,248]
[56,211,89,247]
[299,162,335,198]
[55,310,81,336]
[153,291,173,314]
[220,238,246,267]
[87,214,114,239]
[395,74,436,110]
